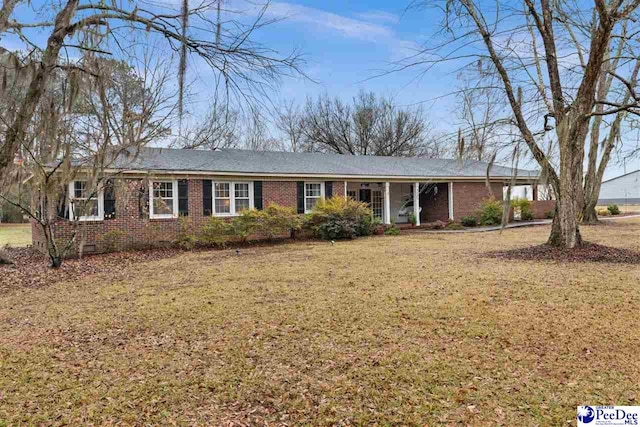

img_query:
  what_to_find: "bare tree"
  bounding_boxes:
[400,0,640,248]
[0,0,303,180]
[275,100,305,152]
[175,101,239,150]
[300,91,434,156]
[1,54,175,267]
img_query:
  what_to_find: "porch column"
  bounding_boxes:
[448,182,454,220]
[344,181,348,198]
[413,182,421,226]
[384,182,391,224]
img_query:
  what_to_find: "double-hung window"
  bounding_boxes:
[213,181,253,215]
[150,180,178,219]
[304,182,324,213]
[69,180,103,221]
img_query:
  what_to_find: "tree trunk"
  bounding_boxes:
[0,0,78,178]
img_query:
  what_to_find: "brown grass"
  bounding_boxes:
[0,223,31,247]
[1,219,640,425]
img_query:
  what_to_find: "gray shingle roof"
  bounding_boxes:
[100,147,538,179]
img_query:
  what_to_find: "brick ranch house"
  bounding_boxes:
[33,148,552,254]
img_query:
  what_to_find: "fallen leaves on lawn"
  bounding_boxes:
[487,242,640,264]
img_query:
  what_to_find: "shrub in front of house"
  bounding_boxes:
[354,214,381,237]
[231,209,262,242]
[510,198,534,221]
[597,207,612,217]
[545,209,555,219]
[200,216,235,247]
[607,204,621,215]
[461,215,478,227]
[258,204,302,239]
[478,198,503,226]
[306,196,375,240]
[383,225,401,235]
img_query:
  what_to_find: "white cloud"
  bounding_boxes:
[354,10,400,25]
[263,2,396,43]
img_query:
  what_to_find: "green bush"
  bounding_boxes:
[545,209,555,219]
[306,196,374,240]
[607,204,620,215]
[259,204,301,240]
[510,198,534,221]
[231,209,261,242]
[355,214,381,237]
[175,217,197,250]
[408,213,417,226]
[478,198,503,226]
[200,216,234,247]
[461,215,478,227]
[383,225,401,236]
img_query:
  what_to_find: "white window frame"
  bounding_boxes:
[212,181,254,216]
[304,181,325,213]
[149,179,179,219]
[69,180,104,221]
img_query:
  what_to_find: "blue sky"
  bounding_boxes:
[245,0,639,178]
[4,0,640,177]
[250,1,450,113]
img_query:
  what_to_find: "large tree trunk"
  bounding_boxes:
[0,0,78,179]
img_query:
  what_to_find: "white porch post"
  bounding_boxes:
[413,182,421,226]
[448,182,454,220]
[344,181,348,198]
[384,182,391,224]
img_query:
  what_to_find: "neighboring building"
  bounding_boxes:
[598,170,640,205]
[34,148,544,254]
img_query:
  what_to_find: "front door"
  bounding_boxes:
[359,189,372,206]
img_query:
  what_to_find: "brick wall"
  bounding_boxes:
[263,181,297,209]
[451,181,504,221]
[32,178,312,256]
[420,183,449,222]
[32,178,512,255]
[531,200,556,219]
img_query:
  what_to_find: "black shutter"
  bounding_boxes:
[104,179,116,219]
[325,181,333,199]
[178,179,189,216]
[138,180,149,219]
[296,181,305,214]
[203,180,212,216]
[254,181,263,210]
[56,184,68,220]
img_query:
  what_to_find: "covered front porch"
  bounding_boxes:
[342,181,453,225]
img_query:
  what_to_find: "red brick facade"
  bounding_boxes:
[33,178,509,255]
[420,183,450,222]
[263,181,297,209]
[451,182,504,221]
[530,200,556,219]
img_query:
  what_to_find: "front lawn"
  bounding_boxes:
[1,219,639,425]
[0,223,31,247]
